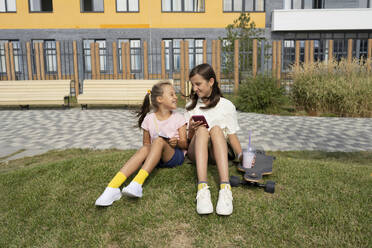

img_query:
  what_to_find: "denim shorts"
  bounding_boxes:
[157,148,185,168]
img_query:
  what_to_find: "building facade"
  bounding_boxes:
[0,0,371,81]
[267,0,372,69]
[0,1,265,49]
[0,0,267,80]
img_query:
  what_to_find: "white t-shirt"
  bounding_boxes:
[184,97,240,138]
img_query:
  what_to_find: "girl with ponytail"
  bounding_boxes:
[96,81,187,206]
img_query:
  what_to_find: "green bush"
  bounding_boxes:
[291,59,372,117]
[235,75,285,113]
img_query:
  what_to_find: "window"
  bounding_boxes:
[333,39,347,61]
[44,40,57,73]
[116,0,138,12]
[0,40,21,74]
[283,40,295,70]
[31,40,57,73]
[0,0,16,12]
[284,0,303,9]
[0,42,5,73]
[223,0,264,12]
[118,39,141,72]
[83,39,106,72]
[312,40,324,61]
[292,0,303,9]
[356,39,368,59]
[162,0,204,12]
[29,0,53,12]
[282,39,325,69]
[81,0,104,12]
[312,0,324,9]
[163,38,204,71]
[255,0,264,11]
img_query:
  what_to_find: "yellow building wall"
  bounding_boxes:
[0,1,265,29]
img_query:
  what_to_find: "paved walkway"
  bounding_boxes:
[1,108,371,161]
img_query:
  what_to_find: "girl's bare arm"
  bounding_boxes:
[176,124,188,150]
[142,130,151,146]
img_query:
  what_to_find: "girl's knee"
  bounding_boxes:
[139,145,150,152]
[152,137,166,145]
[210,126,224,136]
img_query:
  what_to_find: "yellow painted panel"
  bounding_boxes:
[0,0,265,29]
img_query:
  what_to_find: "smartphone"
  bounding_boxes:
[191,115,209,128]
[158,131,170,140]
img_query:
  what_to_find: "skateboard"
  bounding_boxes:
[230,150,276,194]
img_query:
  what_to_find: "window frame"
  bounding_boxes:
[116,0,140,12]
[0,0,17,13]
[161,0,205,13]
[43,40,57,73]
[80,0,104,13]
[0,39,21,74]
[0,41,5,74]
[28,0,53,13]
[291,0,304,9]
[82,39,107,73]
[162,38,204,71]
[117,39,142,73]
[223,0,265,13]
[31,39,57,74]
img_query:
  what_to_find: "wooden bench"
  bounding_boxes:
[77,80,173,109]
[0,80,71,109]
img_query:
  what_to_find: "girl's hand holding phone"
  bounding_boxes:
[189,118,202,132]
[168,137,178,148]
[189,115,209,131]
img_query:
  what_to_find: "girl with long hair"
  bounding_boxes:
[185,63,242,216]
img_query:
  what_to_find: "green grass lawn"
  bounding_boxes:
[0,149,371,247]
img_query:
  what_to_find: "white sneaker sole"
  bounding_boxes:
[197,208,213,215]
[122,189,142,198]
[95,194,122,207]
[216,208,233,216]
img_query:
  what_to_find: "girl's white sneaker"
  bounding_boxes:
[95,187,122,206]
[216,188,233,216]
[122,181,143,198]
[196,186,213,214]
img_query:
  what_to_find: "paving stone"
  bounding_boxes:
[0,109,371,161]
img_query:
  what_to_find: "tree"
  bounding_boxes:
[220,13,266,81]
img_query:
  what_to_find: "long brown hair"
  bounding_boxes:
[137,81,173,128]
[186,63,222,111]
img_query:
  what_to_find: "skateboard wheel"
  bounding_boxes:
[229,175,241,187]
[264,181,275,194]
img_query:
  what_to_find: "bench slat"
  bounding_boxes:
[0,80,71,107]
[78,80,174,106]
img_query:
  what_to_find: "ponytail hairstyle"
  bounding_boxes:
[137,80,173,128]
[186,63,222,111]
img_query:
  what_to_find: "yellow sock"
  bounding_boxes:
[220,183,231,190]
[198,182,208,191]
[108,172,127,188]
[132,169,149,185]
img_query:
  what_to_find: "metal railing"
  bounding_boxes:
[1,38,371,95]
